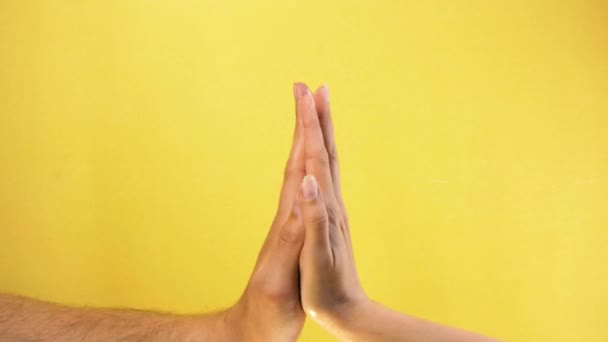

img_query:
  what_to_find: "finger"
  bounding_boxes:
[299,88,337,205]
[299,175,332,264]
[275,83,307,220]
[313,86,355,264]
[269,203,305,283]
[258,83,306,266]
[314,85,344,207]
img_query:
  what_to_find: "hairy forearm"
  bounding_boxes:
[331,300,498,342]
[0,294,226,342]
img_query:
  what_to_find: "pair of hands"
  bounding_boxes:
[222,83,364,341]
[0,83,494,342]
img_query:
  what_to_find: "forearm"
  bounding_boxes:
[330,300,498,342]
[0,293,227,342]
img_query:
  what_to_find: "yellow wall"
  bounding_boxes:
[1,1,607,340]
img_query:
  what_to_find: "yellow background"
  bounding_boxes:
[1,1,607,340]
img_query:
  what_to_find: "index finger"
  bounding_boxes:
[314,85,344,208]
[275,83,307,220]
[299,87,337,206]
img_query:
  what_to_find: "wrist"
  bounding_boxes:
[188,309,236,342]
[327,298,395,341]
[305,296,375,339]
[219,304,246,341]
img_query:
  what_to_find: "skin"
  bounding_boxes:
[0,82,498,341]
[0,293,216,341]
[296,84,498,341]
[222,83,309,341]
[0,84,310,342]
[297,84,367,328]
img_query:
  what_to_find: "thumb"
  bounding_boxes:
[270,203,305,277]
[300,175,331,254]
[261,206,305,297]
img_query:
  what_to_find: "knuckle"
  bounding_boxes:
[278,223,302,246]
[260,282,291,304]
[342,213,350,226]
[307,212,328,227]
[317,254,333,270]
[248,272,292,305]
[317,152,330,167]
[306,147,330,167]
[283,164,298,179]
[326,144,338,162]
[326,205,340,223]
[341,206,350,225]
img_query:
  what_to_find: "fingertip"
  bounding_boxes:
[300,88,318,126]
[315,84,329,100]
[314,84,330,115]
[293,82,309,100]
[302,86,313,103]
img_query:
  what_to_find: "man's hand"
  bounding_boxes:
[221,83,311,341]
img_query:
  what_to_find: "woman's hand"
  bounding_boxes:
[296,85,498,342]
[296,85,369,332]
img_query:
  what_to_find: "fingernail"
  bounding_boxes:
[293,82,308,100]
[321,84,329,97]
[302,87,313,105]
[301,175,319,201]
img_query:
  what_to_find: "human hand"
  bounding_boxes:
[220,84,310,342]
[295,86,497,342]
[296,85,369,333]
